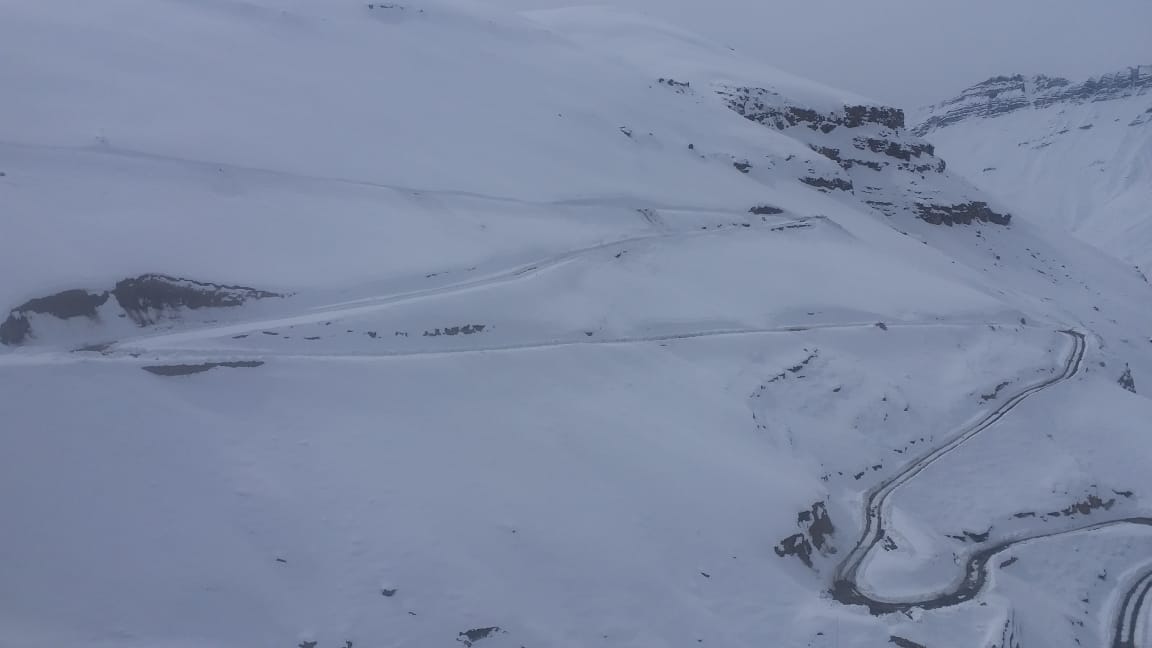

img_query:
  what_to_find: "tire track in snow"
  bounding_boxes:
[107,218,819,351]
[1113,567,1152,648]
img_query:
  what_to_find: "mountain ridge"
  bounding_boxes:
[914,64,1152,135]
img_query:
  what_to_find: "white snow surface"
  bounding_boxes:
[2,3,1152,648]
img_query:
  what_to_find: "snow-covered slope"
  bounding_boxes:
[2,3,1151,648]
[915,66,1152,274]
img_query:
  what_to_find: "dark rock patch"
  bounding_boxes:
[775,501,835,568]
[843,158,885,171]
[1119,364,1136,393]
[888,637,926,648]
[657,77,691,93]
[811,146,841,162]
[980,381,1012,401]
[142,360,265,376]
[914,201,1011,226]
[2,274,281,345]
[964,528,991,543]
[1,289,110,345]
[749,205,784,215]
[423,324,487,337]
[717,85,905,133]
[1046,493,1115,518]
[854,137,934,161]
[111,274,280,326]
[457,627,502,647]
[844,105,905,130]
[774,533,814,567]
[800,176,853,192]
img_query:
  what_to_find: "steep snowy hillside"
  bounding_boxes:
[2,3,1151,648]
[915,66,1152,274]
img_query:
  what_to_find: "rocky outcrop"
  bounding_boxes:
[141,361,265,376]
[0,290,110,345]
[112,274,278,325]
[716,83,953,179]
[800,176,853,192]
[774,501,836,568]
[713,82,1009,227]
[1119,364,1137,393]
[844,105,904,130]
[1,274,281,345]
[914,201,1011,226]
[915,65,1152,135]
[716,85,906,134]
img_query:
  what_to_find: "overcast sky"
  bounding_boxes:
[495,0,1152,108]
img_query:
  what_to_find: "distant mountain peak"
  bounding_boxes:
[914,64,1152,135]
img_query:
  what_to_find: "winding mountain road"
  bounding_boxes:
[829,329,1152,646]
[832,330,1088,612]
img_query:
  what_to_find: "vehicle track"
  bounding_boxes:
[830,329,1152,646]
[106,217,819,351]
[1114,567,1152,648]
[831,329,1086,611]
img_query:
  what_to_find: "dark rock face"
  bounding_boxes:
[749,205,784,215]
[657,77,691,94]
[457,627,501,647]
[851,137,943,173]
[713,81,1008,228]
[774,501,836,568]
[0,314,31,346]
[844,105,905,130]
[1048,493,1115,518]
[715,83,955,187]
[1119,364,1137,393]
[811,146,841,162]
[141,360,265,376]
[1,274,281,345]
[916,65,1152,135]
[111,274,279,325]
[10,289,110,320]
[854,137,934,161]
[716,85,906,133]
[1,290,111,345]
[422,324,486,337]
[800,176,853,192]
[774,533,814,567]
[914,201,1011,226]
[804,502,835,551]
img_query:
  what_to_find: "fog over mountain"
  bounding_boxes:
[491,0,1152,107]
